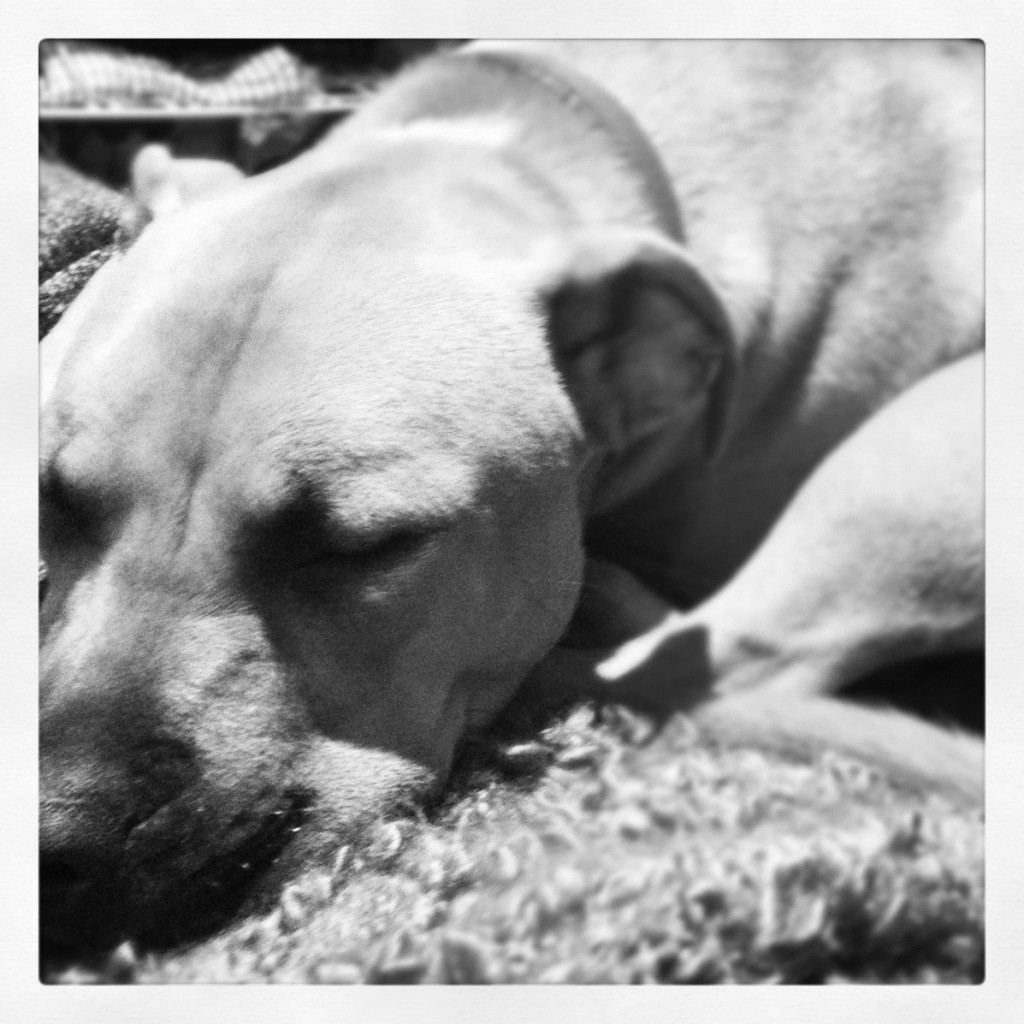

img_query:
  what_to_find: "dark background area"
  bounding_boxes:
[82,39,447,74]
[40,39,456,185]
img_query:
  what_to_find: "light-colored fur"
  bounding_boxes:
[39,40,982,951]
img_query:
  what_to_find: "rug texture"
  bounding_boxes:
[45,687,983,985]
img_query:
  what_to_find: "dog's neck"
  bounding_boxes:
[343,43,684,244]
[453,44,684,242]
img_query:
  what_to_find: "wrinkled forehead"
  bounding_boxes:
[41,185,579,515]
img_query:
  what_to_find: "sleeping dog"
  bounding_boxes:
[40,40,983,954]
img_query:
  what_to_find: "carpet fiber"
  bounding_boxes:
[50,689,983,985]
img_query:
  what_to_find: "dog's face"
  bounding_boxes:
[40,140,732,954]
[40,158,593,953]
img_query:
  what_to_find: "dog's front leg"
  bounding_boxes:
[538,352,983,714]
[691,350,983,700]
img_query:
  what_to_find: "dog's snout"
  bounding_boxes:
[41,851,91,889]
[40,738,202,959]
[40,839,118,907]
[41,735,198,853]
[41,798,122,867]
[40,732,201,950]
[40,799,129,953]
[124,737,200,816]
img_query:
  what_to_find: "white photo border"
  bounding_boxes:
[3,2,1022,1020]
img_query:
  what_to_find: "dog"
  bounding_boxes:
[39,40,983,955]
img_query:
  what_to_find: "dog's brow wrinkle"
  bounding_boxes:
[240,484,329,553]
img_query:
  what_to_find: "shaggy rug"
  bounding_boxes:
[46,683,983,985]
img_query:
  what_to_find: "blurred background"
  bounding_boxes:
[38,40,459,337]
[40,39,458,184]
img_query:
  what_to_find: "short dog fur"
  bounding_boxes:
[40,40,983,953]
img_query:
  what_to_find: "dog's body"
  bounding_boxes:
[40,40,983,954]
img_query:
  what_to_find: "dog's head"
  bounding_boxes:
[40,140,734,953]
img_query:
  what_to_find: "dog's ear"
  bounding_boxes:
[542,230,737,461]
[130,144,245,217]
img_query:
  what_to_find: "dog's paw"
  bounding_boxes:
[531,611,714,714]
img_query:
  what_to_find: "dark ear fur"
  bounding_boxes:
[543,230,737,461]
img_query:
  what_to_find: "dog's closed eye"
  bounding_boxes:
[295,528,439,574]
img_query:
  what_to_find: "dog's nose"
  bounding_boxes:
[40,798,129,953]
[40,795,124,880]
[40,838,118,919]
[40,736,199,953]
[41,737,198,856]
